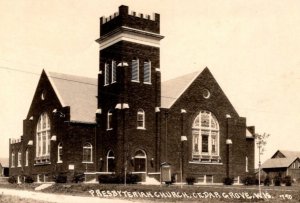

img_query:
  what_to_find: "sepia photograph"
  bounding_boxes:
[0,0,299,202]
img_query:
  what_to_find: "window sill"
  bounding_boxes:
[131,171,147,174]
[34,162,51,166]
[189,161,223,165]
[131,80,140,83]
[143,82,152,85]
[57,161,63,164]
[106,128,113,131]
[82,162,94,164]
[137,127,146,130]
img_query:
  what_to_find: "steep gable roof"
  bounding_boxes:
[272,150,300,159]
[161,71,201,108]
[261,157,298,169]
[45,71,98,123]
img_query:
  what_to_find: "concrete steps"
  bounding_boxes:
[142,176,161,185]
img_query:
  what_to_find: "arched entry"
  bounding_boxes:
[107,150,115,172]
[134,150,147,172]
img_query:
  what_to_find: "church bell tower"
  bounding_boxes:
[96,5,164,174]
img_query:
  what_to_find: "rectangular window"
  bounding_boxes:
[111,60,117,83]
[25,150,28,166]
[143,61,151,83]
[104,63,109,85]
[193,130,199,153]
[137,110,145,129]
[206,175,213,183]
[18,152,22,167]
[107,111,113,130]
[47,132,51,155]
[42,132,46,155]
[246,156,249,172]
[58,144,63,163]
[38,133,41,156]
[131,59,139,81]
[201,133,209,153]
[83,148,92,162]
[197,175,205,183]
[11,153,15,167]
[211,132,218,155]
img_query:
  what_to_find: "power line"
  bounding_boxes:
[0,64,294,116]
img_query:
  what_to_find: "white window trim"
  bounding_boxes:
[111,60,117,84]
[104,63,109,86]
[245,156,249,172]
[192,111,220,162]
[131,58,140,82]
[57,143,63,163]
[11,152,15,168]
[17,151,22,167]
[107,110,113,130]
[137,109,146,129]
[143,61,151,84]
[25,149,29,166]
[82,143,93,163]
[36,113,51,162]
[106,150,115,172]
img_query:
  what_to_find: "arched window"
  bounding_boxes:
[18,150,22,167]
[192,111,219,162]
[143,60,151,84]
[134,150,147,172]
[11,151,15,168]
[131,58,139,82]
[107,110,113,130]
[36,112,51,163]
[57,143,63,163]
[137,109,145,129]
[25,148,29,166]
[83,143,93,163]
[107,150,115,172]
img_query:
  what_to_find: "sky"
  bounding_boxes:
[0,0,300,167]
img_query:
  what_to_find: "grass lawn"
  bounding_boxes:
[0,194,51,203]
[0,183,300,202]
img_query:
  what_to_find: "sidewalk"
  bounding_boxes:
[0,188,133,203]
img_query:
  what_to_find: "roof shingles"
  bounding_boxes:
[46,71,98,123]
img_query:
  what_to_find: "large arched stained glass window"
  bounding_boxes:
[192,111,220,162]
[36,112,51,163]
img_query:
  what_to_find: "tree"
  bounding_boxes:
[255,133,270,194]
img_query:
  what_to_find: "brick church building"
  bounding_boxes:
[9,5,255,184]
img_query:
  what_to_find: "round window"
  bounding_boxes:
[41,90,46,100]
[203,89,210,99]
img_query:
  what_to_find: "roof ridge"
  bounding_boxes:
[162,70,202,82]
[47,71,97,80]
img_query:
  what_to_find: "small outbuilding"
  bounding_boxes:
[261,150,300,182]
[0,158,9,177]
